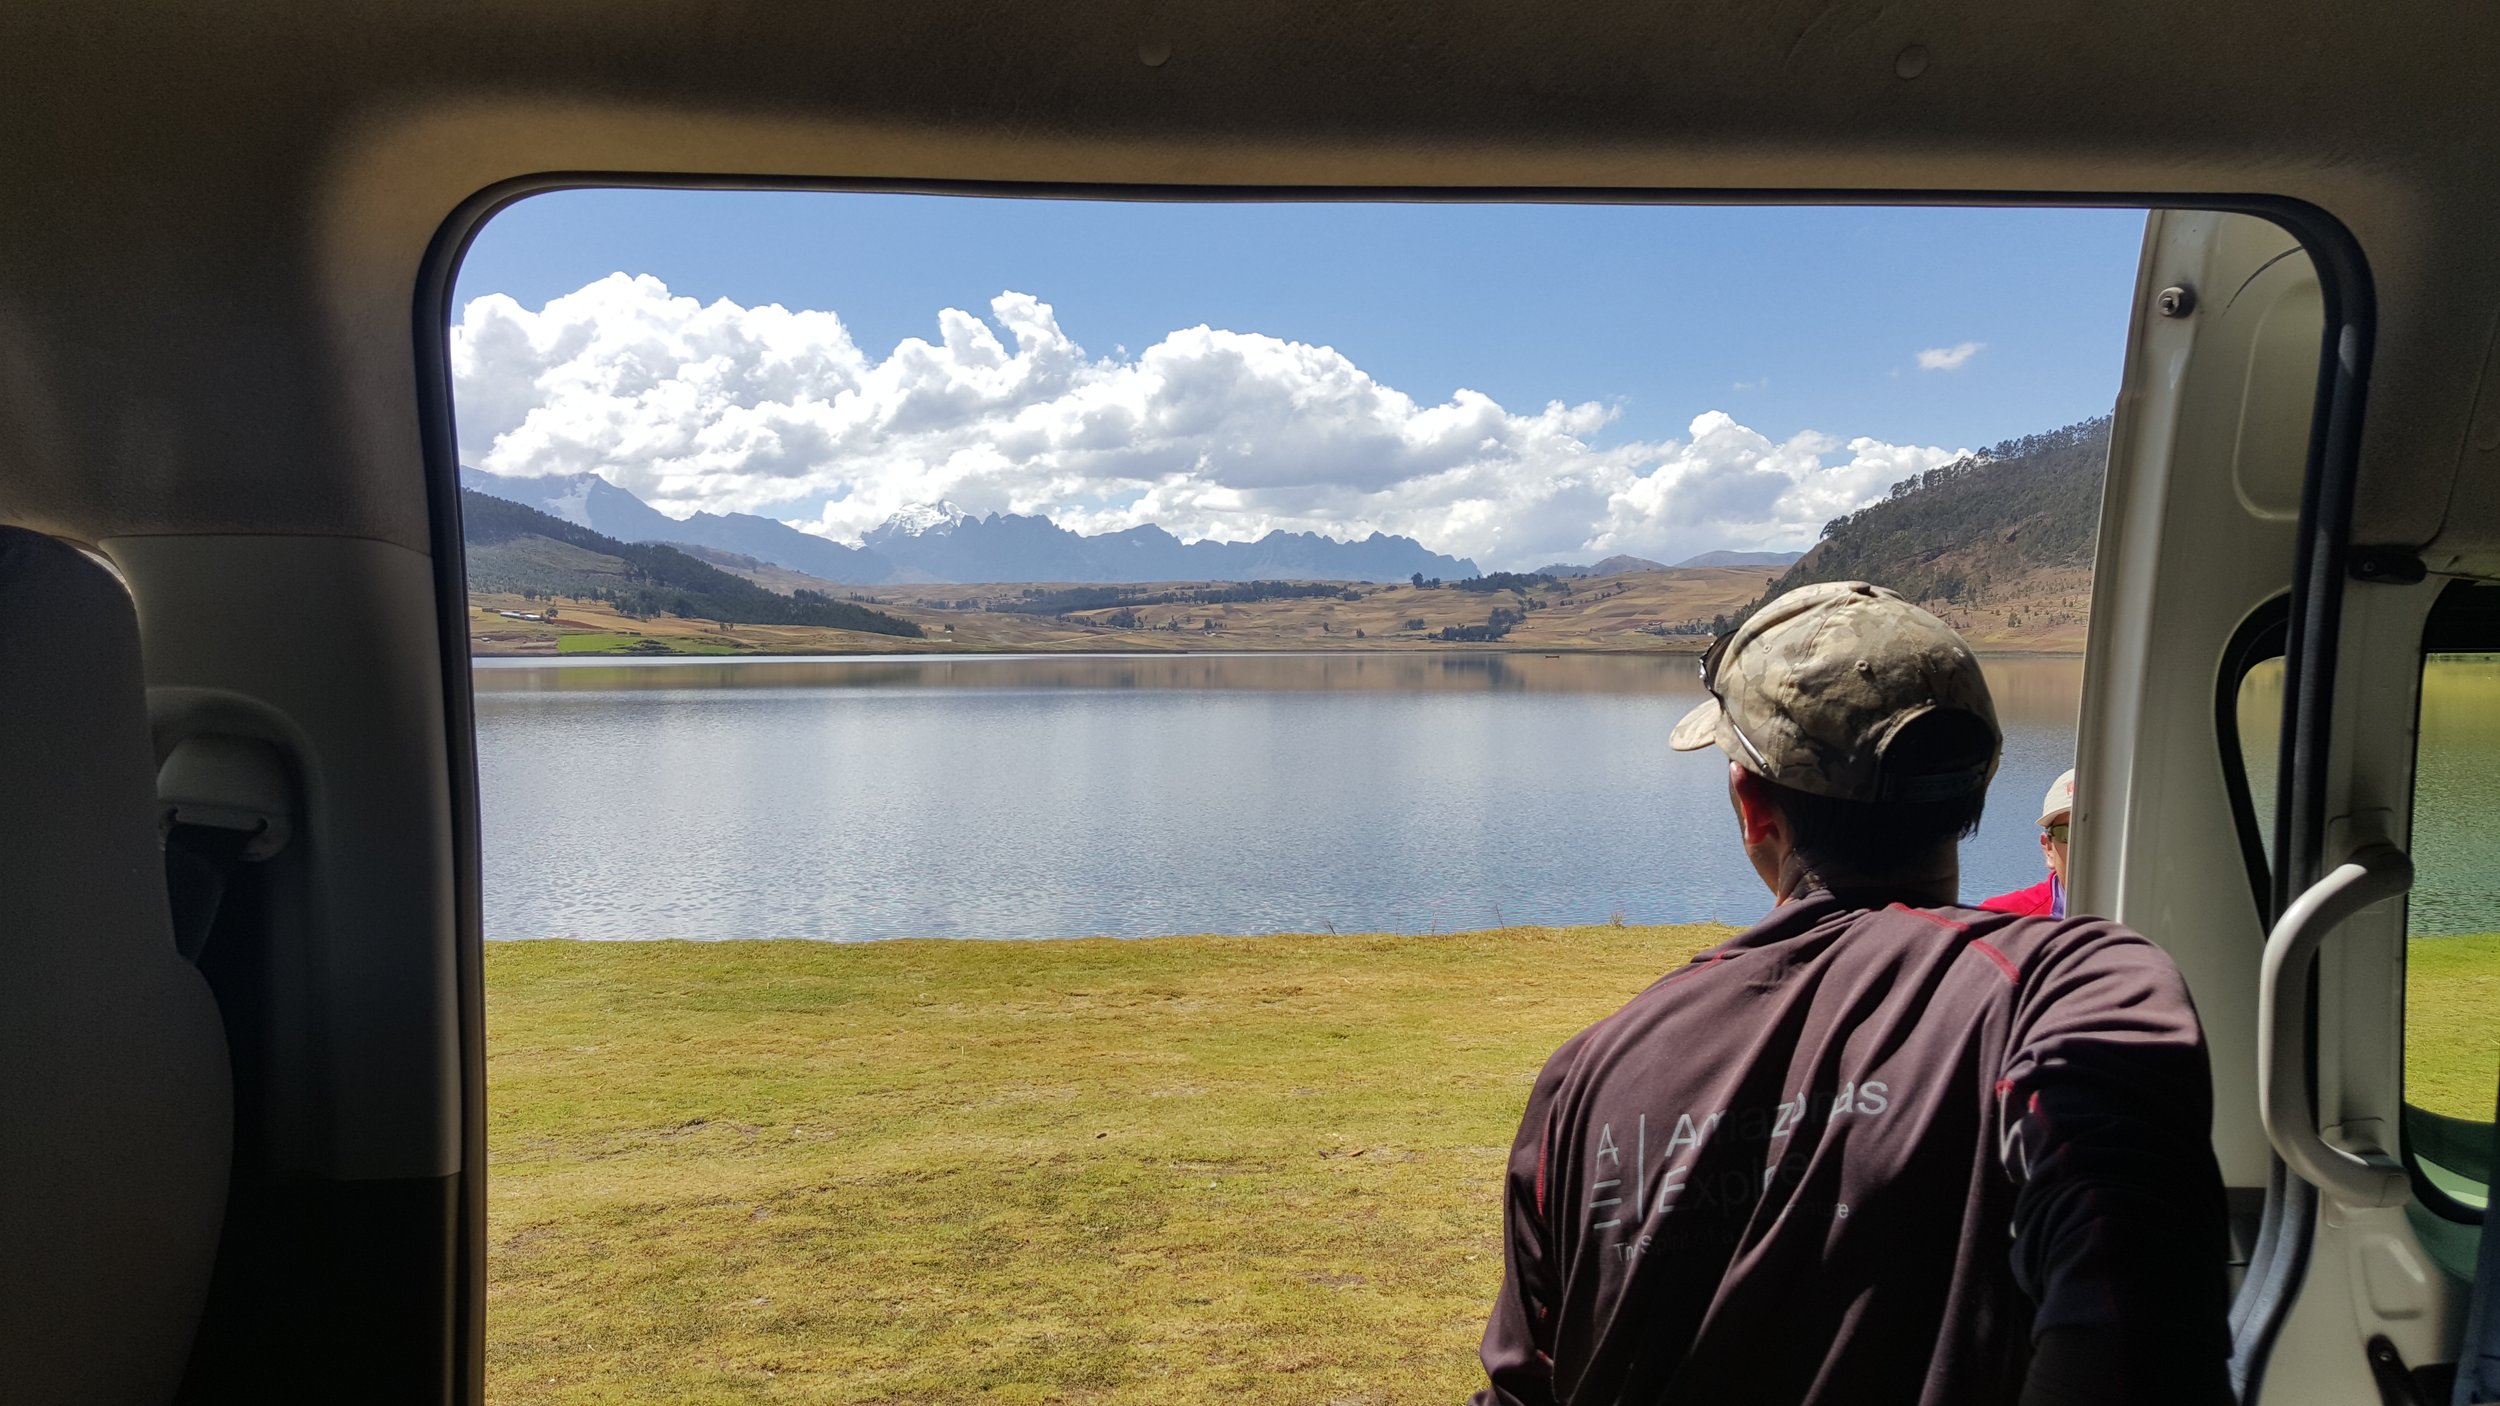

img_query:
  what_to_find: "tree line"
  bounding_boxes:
[1745,413,2113,619]
[998,580,1365,617]
[1453,571,1560,594]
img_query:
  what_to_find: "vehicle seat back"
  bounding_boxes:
[0,526,233,1405]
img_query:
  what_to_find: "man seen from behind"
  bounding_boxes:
[1471,581,2230,1406]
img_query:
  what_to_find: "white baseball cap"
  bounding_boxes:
[2038,768,2076,827]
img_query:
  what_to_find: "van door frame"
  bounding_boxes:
[2225,208,2380,1396]
[408,182,2373,1406]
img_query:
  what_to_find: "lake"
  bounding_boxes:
[2234,654,2500,939]
[472,652,2092,942]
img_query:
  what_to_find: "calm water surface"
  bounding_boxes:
[474,652,2090,942]
[2414,656,2500,937]
[2235,655,2500,938]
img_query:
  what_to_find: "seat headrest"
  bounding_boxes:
[0,526,170,956]
[0,524,234,1406]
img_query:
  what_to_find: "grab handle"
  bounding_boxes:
[2258,841,2414,1208]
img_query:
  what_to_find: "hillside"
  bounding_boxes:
[1759,414,2110,649]
[462,466,894,583]
[671,544,859,598]
[462,491,922,639]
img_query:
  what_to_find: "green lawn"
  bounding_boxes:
[486,925,1723,1404]
[555,632,751,656]
[486,925,2500,1405]
[2409,932,2500,1121]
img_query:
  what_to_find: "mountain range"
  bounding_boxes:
[1528,554,1670,577]
[1528,550,1802,577]
[460,467,1481,586]
[1674,550,1805,569]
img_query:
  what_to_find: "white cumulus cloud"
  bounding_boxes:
[1916,341,1984,371]
[451,274,1966,569]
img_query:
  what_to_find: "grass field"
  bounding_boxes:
[555,631,751,655]
[2408,932,2500,1120]
[485,924,1724,1404]
[487,925,2500,1404]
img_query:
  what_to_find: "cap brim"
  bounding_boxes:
[1669,697,1722,752]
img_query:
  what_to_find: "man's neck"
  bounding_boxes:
[1774,851,1960,908]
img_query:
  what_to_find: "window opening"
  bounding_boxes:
[2404,580,2500,1224]
[2218,602,2290,920]
[444,192,2307,1401]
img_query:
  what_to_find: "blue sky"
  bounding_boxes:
[449,192,2146,567]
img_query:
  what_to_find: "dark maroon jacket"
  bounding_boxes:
[1472,890,2230,1406]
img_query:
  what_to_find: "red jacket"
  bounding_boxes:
[1979,878,2059,917]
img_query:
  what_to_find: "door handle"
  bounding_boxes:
[2258,841,2415,1208]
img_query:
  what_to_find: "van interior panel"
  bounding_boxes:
[4,3,2497,1402]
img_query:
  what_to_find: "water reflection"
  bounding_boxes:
[2416,655,2500,938]
[474,651,1704,696]
[2233,655,2500,937]
[473,652,2087,942]
[477,651,2089,719]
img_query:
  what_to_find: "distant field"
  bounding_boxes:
[470,568,1775,657]
[472,597,938,658]
[485,926,2500,1404]
[471,560,2098,659]
[555,631,748,655]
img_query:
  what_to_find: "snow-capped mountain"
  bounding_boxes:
[873,501,975,538]
[858,506,1481,584]
[458,468,1480,586]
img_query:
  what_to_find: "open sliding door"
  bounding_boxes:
[2085,208,2476,1403]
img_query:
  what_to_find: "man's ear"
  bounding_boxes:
[1730,762,1785,847]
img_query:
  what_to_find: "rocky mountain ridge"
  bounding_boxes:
[461,467,1479,586]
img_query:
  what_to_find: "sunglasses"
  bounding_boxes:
[2042,822,2071,844]
[1699,628,1774,773]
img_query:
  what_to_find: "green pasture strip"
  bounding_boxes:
[485,925,1725,1405]
[2407,932,2500,1122]
[555,632,749,656]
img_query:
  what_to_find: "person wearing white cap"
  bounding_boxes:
[1981,768,2076,917]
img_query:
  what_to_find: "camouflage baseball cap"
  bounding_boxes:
[1669,580,2001,804]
